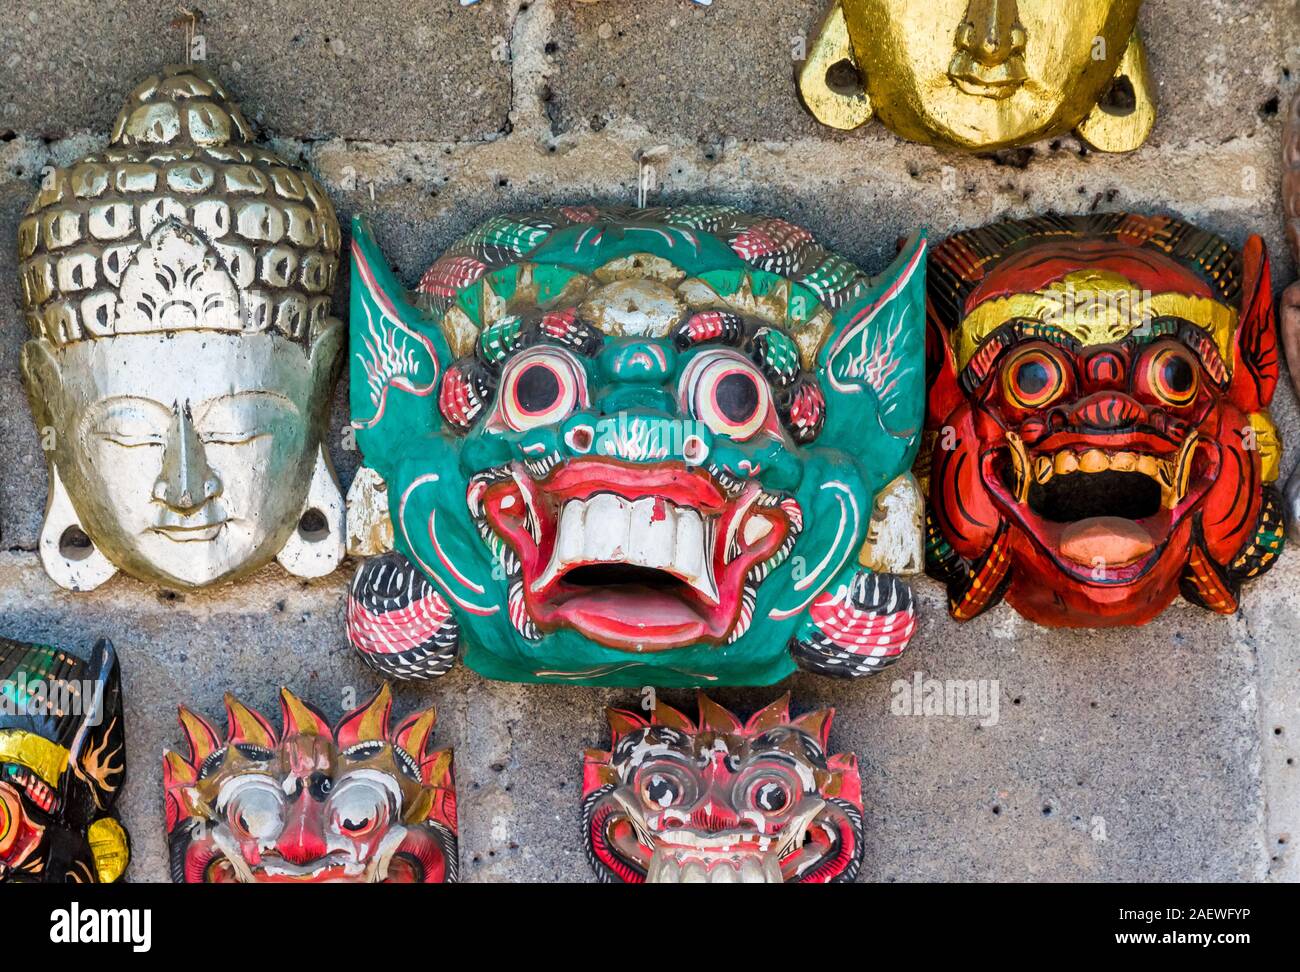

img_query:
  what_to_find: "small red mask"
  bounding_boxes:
[582,693,863,883]
[164,685,457,883]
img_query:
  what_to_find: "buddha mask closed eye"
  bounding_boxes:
[344,206,928,686]
[581,694,863,884]
[17,65,345,591]
[798,0,1156,152]
[924,214,1284,628]
[163,685,457,883]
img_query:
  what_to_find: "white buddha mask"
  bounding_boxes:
[18,65,344,590]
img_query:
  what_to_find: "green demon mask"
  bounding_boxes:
[346,206,926,686]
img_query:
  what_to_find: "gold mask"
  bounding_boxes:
[798,0,1156,152]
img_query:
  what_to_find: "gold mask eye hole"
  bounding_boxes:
[1001,347,1067,410]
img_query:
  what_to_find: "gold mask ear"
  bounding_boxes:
[797,0,874,130]
[1075,29,1157,152]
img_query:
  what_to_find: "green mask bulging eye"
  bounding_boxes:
[346,207,929,686]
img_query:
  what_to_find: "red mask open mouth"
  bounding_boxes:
[984,426,1216,584]
[472,459,797,650]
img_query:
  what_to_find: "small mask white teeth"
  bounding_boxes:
[647,846,784,884]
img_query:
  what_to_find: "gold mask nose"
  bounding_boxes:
[953,0,1027,67]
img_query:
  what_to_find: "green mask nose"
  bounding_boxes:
[599,339,677,385]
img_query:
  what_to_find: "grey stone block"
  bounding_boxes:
[0,0,512,141]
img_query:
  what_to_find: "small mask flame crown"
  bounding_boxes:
[163,684,453,833]
[18,64,340,351]
[585,693,860,803]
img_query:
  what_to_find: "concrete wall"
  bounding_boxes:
[1,0,1297,882]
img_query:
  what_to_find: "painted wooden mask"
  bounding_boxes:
[924,213,1283,627]
[582,694,863,883]
[798,0,1156,152]
[345,206,928,686]
[164,684,456,882]
[18,65,345,592]
[0,637,129,883]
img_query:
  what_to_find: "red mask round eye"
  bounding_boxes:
[1000,345,1068,410]
[1144,344,1199,407]
[682,350,773,441]
[498,348,587,432]
[223,778,285,842]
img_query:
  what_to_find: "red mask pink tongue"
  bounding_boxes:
[1057,517,1156,568]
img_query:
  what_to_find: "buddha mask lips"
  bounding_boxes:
[986,428,1213,582]
[472,459,798,649]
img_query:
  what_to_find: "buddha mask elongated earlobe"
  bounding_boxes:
[277,446,345,578]
[39,465,118,592]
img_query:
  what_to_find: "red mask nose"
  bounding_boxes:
[1069,392,1146,430]
[1082,348,1127,388]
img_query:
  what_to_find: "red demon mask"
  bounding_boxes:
[925,213,1283,627]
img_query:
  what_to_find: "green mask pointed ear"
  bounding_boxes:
[816,231,927,491]
[349,215,453,476]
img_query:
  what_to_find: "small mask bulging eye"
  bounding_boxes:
[643,773,680,808]
[1001,346,1067,410]
[499,348,587,432]
[637,764,693,811]
[682,350,773,441]
[750,778,792,814]
[327,780,390,840]
[1146,345,1199,407]
[224,779,285,842]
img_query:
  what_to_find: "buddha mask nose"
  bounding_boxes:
[955,0,1027,65]
[152,400,222,512]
